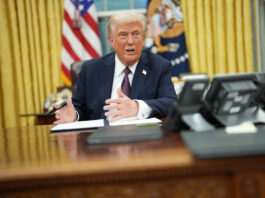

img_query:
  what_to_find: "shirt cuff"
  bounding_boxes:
[75,111,80,121]
[135,100,152,119]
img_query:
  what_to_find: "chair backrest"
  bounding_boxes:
[70,61,85,94]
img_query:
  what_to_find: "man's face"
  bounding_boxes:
[108,21,145,66]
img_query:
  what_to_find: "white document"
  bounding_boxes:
[50,118,162,132]
[109,117,162,127]
[50,119,104,132]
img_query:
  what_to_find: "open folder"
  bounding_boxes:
[50,118,161,132]
[50,119,105,132]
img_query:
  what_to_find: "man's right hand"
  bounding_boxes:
[53,97,77,124]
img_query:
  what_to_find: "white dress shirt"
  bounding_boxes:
[109,55,152,120]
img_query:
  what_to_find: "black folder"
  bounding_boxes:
[86,125,163,144]
[181,127,265,159]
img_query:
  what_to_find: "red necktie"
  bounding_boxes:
[121,67,131,97]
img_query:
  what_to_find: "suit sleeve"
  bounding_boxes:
[144,62,177,118]
[72,64,87,120]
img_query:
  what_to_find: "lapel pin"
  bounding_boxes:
[142,69,147,75]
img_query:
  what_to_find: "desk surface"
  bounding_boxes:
[1,125,265,197]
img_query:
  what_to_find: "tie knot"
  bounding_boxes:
[124,67,131,76]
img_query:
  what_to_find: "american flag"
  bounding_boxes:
[61,0,102,86]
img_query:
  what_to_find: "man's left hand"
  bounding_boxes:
[104,88,139,122]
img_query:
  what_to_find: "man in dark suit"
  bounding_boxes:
[54,11,176,124]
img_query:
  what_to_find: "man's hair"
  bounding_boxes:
[108,11,146,37]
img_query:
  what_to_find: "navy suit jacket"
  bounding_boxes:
[72,50,177,121]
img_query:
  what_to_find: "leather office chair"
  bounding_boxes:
[70,61,85,94]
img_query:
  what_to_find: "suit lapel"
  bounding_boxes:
[99,53,115,101]
[131,52,150,99]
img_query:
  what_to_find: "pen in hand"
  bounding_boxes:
[45,100,67,115]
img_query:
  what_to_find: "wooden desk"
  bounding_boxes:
[0,125,265,198]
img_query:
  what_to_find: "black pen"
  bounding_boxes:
[45,100,67,115]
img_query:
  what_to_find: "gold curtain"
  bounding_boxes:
[181,0,255,78]
[0,0,64,128]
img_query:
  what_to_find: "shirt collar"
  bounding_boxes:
[114,55,138,77]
